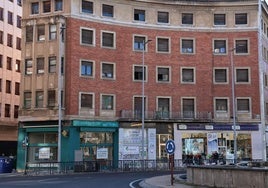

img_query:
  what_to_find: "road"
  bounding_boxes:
[0,170,185,188]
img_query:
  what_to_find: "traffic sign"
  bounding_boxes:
[166,140,175,155]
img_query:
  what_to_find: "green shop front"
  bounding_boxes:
[16,120,119,172]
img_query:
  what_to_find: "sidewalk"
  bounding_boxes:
[139,174,207,188]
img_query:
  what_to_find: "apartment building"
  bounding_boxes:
[0,0,21,156]
[17,0,268,171]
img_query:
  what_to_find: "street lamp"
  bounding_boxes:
[141,39,152,169]
[230,47,237,164]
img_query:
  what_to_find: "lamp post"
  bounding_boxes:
[141,39,151,169]
[230,47,237,164]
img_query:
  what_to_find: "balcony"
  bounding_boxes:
[119,110,212,122]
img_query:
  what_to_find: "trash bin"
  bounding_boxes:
[0,157,13,173]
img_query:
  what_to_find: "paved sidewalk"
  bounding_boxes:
[139,174,207,188]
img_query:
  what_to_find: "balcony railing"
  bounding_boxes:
[120,110,212,121]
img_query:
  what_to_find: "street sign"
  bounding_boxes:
[166,139,175,155]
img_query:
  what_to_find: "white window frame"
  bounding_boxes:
[156,37,170,53]
[79,92,94,109]
[157,11,169,24]
[133,35,147,51]
[236,97,251,113]
[214,98,229,112]
[213,39,227,54]
[101,94,115,111]
[235,67,250,84]
[181,97,196,119]
[80,59,95,78]
[213,67,228,84]
[101,30,116,49]
[80,27,95,46]
[234,39,249,54]
[181,67,195,84]
[156,66,171,83]
[101,62,115,80]
[133,65,148,82]
[181,38,195,54]
[235,13,248,25]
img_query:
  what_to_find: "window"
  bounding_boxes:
[237,98,250,112]
[134,97,144,118]
[213,40,226,54]
[36,91,44,108]
[102,4,113,17]
[31,2,39,14]
[25,59,33,75]
[235,40,248,54]
[17,0,22,6]
[0,55,2,67]
[6,80,11,94]
[157,98,170,119]
[14,105,19,118]
[158,11,169,24]
[15,82,19,95]
[181,39,194,54]
[235,13,247,25]
[80,93,93,108]
[8,11,13,25]
[7,34,13,47]
[236,68,249,83]
[17,16,21,28]
[24,92,31,108]
[81,60,93,77]
[182,98,195,118]
[134,36,146,51]
[55,0,63,11]
[16,37,21,50]
[5,104,10,117]
[102,63,114,79]
[0,31,3,44]
[81,28,94,45]
[157,67,170,82]
[7,57,12,70]
[0,8,3,20]
[182,13,193,25]
[101,95,114,110]
[157,38,169,53]
[37,25,45,41]
[43,1,51,13]
[15,60,20,72]
[134,65,146,81]
[0,79,1,92]
[26,26,33,42]
[134,9,145,21]
[101,31,115,48]
[37,57,45,74]
[214,68,227,83]
[181,68,194,83]
[49,24,57,40]
[49,56,56,73]
[82,0,93,14]
[48,90,55,107]
[214,14,225,25]
[215,99,228,112]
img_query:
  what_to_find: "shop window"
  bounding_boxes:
[37,57,45,74]
[235,13,247,25]
[101,94,114,110]
[157,38,169,53]
[55,0,63,11]
[235,40,248,54]
[81,28,94,45]
[236,68,249,83]
[157,67,170,82]
[47,90,55,107]
[8,11,13,25]
[181,39,194,54]
[36,91,44,108]
[134,36,146,51]
[4,104,10,117]
[101,63,114,79]
[213,39,226,54]
[237,98,250,112]
[6,80,11,94]
[102,4,113,17]
[43,1,51,13]
[81,60,93,77]
[15,60,20,72]
[156,97,170,119]
[157,11,169,24]
[214,14,225,25]
[182,98,195,118]
[82,0,93,14]
[7,34,13,47]
[80,93,93,109]
[31,2,39,14]
[37,25,45,41]
[24,92,31,108]
[101,31,115,48]
[49,24,57,40]
[134,9,145,22]
[214,68,227,83]
[14,105,19,118]
[134,65,146,81]
[215,99,228,112]
[181,68,194,83]
[49,56,56,73]
[15,82,19,95]
[26,26,33,42]
[7,57,12,70]
[182,13,193,25]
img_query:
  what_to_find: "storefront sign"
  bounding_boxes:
[177,123,258,131]
[97,148,108,159]
[205,125,214,130]
[178,124,187,130]
[39,147,50,159]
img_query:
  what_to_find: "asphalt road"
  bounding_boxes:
[0,170,184,188]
